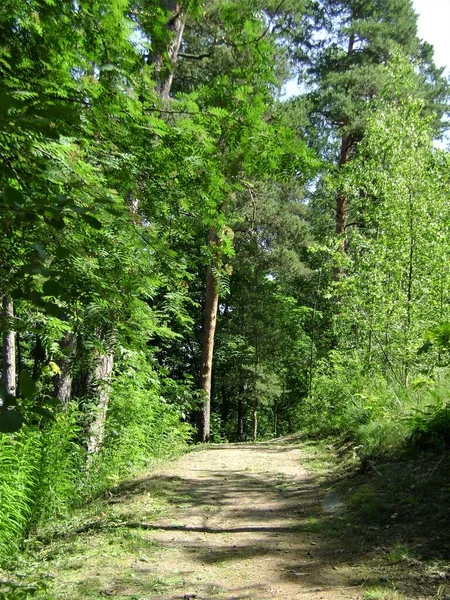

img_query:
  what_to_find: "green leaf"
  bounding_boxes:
[43,302,65,318]
[81,214,102,230]
[55,247,71,259]
[0,409,23,433]
[42,279,63,297]
[22,265,51,276]
[50,216,65,230]
[3,186,24,208]
[19,371,37,398]
[3,394,17,408]
[29,406,55,420]
[29,291,44,306]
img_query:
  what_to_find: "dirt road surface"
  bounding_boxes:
[92,442,363,600]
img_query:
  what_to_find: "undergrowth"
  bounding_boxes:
[299,352,450,460]
[0,355,192,571]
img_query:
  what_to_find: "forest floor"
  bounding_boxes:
[5,438,450,600]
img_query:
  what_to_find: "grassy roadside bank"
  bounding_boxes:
[299,438,450,600]
[0,451,195,600]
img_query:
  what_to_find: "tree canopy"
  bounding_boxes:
[1,0,450,570]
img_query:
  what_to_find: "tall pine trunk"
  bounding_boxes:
[2,296,16,398]
[199,230,220,442]
[334,134,352,279]
[334,31,355,280]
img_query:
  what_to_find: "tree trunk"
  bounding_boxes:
[334,134,352,280]
[87,350,115,456]
[199,230,220,442]
[237,385,245,442]
[404,189,415,383]
[160,3,185,101]
[334,30,355,280]
[150,1,186,101]
[252,398,258,442]
[32,335,45,380]
[273,400,278,438]
[2,295,16,399]
[54,332,76,408]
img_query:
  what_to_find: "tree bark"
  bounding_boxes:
[150,1,186,101]
[54,332,76,408]
[273,399,278,438]
[32,335,45,380]
[2,295,16,399]
[252,397,258,442]
[334,134,352,280]
[336,135,351,233]
[199,230,220,442]
[237,383,245,441]
[87,350,115,456]
[334,30,355,280]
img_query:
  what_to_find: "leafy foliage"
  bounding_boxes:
[0,0,450,581]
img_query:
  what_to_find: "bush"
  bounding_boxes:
[83,352,193,497]
[0,352,194,566]
[407,378,450,451]
[33,406,86,523]
[302,351,450,460]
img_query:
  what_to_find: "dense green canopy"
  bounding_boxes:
[0,0,449,571]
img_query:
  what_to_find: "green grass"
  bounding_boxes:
[0,462,189,599]
[364,587,406,600]
[300,438,450,599]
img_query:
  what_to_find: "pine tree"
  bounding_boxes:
[290,0,448,271]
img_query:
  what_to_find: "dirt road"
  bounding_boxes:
[91,442,363,600]
[38,441,374,599]
[23,439,450,599]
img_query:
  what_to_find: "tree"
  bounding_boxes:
[332,59,450,384]
[289,0,448,274]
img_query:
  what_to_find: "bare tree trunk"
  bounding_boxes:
[273,399,278,438]
[404,189,415,383]
[237,383,245,441]
[252,398,258,442]
[87,350,115,456]
[160,6,185,100]
[2,296,16,399]
[199,230,220,443]
[54,332,76,408]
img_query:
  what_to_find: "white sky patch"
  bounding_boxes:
[412,0,450,75]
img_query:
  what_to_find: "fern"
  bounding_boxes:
[0,431,41,565]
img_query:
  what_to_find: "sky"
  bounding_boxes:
[412,0,450,74]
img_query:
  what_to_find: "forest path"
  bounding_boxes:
[48,441,366,600]
[134,441,362,600]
